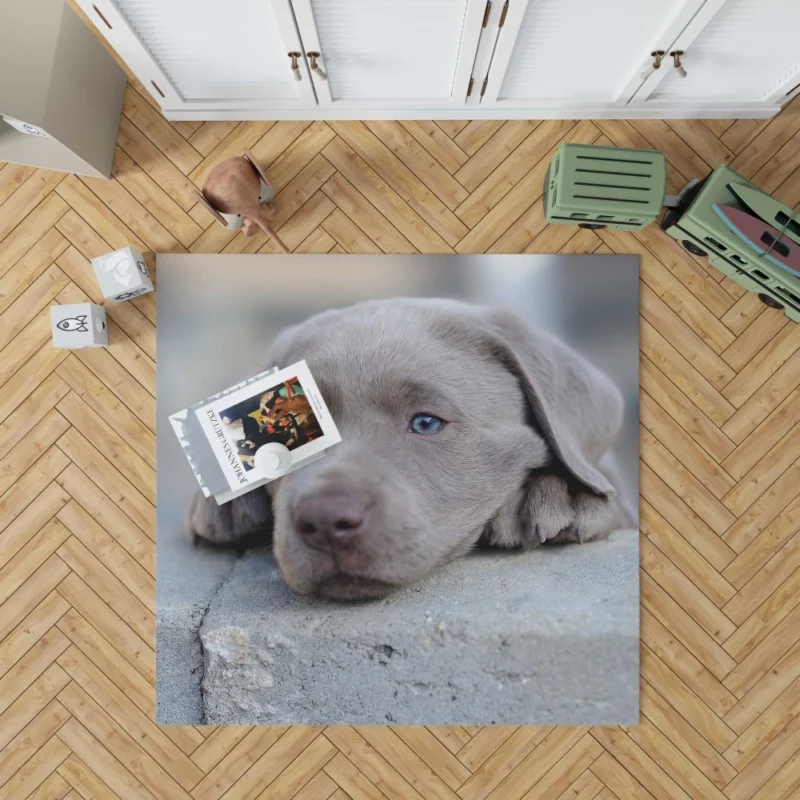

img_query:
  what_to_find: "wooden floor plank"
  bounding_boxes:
[454,119,574,229]
[0,163,36,206]
[0,733,70,800]
[321,174,413,253]
[323,137,451,252]
[190,727,289,800]
[56,608,153,716]
[483,727,589,800]
[641,501,736,609]
[0,374,70,464]
[122,86,202,176]
[57,681,193,800]
[457,727,550,800]
[57,753,120,800]
[255,733,337,800]
[208,726,323,800]
[54,468,154,573]
[400,121,469,175]
[0,590,69,683]
[0,555,70,644]
[0,228,68,317]
[322,752,387,800]
[0,627,70,718]
[57,717,158,800]
[364,120,469,210]
[0,169,66,244]
[56,573,154,683]
[55,394,154,502]
[0,697,71,789]
[0,193,69,279]
[639,681,737,791]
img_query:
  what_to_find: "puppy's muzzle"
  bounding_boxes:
[293,488,372,572]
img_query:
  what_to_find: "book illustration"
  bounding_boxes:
[217,377,320,469]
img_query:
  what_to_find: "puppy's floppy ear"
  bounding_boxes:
[477,307,622,498]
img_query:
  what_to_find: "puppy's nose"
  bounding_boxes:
[294,492,368,546]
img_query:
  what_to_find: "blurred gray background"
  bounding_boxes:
[156,254,639,722]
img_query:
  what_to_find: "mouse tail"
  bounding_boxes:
[254,213,290,254]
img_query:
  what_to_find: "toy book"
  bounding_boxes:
[170,360,341,504]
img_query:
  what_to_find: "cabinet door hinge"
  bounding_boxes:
[499,0,509,27]
[467,77,475,97]
[480,77,488,97]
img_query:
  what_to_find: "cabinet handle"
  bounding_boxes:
[498,0,509,28]
[670,50,687,79]
[640,50,665,81]
[307,52,327,81]
[92,4,113,29]
[288,52,302,81]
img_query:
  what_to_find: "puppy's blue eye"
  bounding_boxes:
[409,414,445,435]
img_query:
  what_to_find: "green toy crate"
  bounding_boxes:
[544,144,667,231]
[661,164,800,322]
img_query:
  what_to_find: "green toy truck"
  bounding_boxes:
[660,165,800,322]
[544,142,800,322]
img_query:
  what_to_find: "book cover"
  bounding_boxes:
[171,361,341,503]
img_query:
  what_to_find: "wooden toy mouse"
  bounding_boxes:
[195,149,289,253]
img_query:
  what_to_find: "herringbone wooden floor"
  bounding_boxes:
[2,44,800,799]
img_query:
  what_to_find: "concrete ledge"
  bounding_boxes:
[156,529,238,725]
[199,530,639,725]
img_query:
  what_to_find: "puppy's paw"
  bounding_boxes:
[484,473,575,548]
[482,473,623,549]
[528,474,575,543]
[535,478,620,545]
[185,490,273,549]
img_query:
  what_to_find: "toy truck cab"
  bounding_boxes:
[660,165,800,322]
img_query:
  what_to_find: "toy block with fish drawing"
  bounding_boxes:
[50,303,108,349]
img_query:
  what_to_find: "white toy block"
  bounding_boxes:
[51,303,107,349]
[91,246,154,302]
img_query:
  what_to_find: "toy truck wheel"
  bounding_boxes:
[578,223,606,230]
[758,293,784,310]
[682,240,707,257]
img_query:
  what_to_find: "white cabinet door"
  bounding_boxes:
[634,0,800,109]
[480,0,707,110]
[289,0,487,109]
[75,0,316,111]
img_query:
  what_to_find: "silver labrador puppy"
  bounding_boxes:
[186,298,631,600]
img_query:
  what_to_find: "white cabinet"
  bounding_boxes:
[76,0,799,120]
[79,0,316,110]
[290,0,486,109]
[633,0,800,109]
[479,0,707,110]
